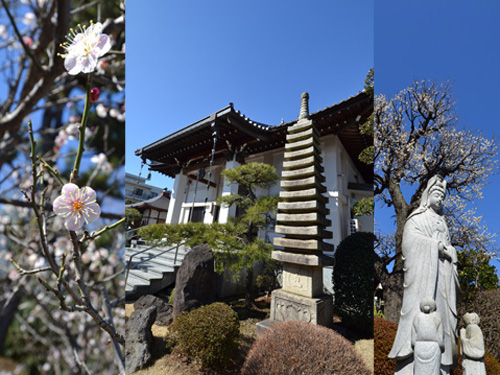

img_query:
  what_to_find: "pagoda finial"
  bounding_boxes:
[298,92,309,120]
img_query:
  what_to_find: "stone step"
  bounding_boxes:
[280,175,326,190]
[125,243,191,298]
[279,187,328,201]
[125,247,188,261]
[129,269,164,281]
[126,273,150,289]
[273,237,334,252]
[131,257,176,272]
[281,165,324,180]
[275,224,333,239]
[126,246,189,258]
[277,212,332,226]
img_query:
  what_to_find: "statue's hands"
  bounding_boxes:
[460,327,466,339]
[438,242,453,262]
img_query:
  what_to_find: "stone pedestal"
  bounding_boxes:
[269,289,333,327]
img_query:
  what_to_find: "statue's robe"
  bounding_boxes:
[411,311,444,375]
[389,207,460,370]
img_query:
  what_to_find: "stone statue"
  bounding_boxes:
[460,313,487,375]
[411,298,444,375]
[389,175,460,375]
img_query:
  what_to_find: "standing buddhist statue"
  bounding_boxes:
[389,175,460,375]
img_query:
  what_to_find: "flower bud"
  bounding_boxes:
[90,87,100,103]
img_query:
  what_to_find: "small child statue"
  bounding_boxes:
[411,297,444,375]
[460,312,487,375]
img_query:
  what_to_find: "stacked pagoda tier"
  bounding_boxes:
[257,93,333,332]
[273,101,333,254]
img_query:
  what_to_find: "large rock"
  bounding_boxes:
[173,243,216,316]
[133,294,173,326]
[125,306,156,373]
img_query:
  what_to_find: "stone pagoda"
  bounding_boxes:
[258,92,334,332]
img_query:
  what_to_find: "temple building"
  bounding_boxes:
[135,91,373,292]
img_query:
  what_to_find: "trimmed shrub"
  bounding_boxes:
[170,302,239,368]
[137,222,210,246]
[484,353,500,375]
[374,316,500,375]
[374,316,398,375]
[333,231,375,335]
[242,321,370,375]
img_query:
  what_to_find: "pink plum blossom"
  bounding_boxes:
[60,22,111,75]
[53,183,101,231]
[23,36,33,47]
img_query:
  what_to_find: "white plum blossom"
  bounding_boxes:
[22,12,36,26]
[95,103,107,118]
[109,107,119,118]
[54,121,91,149]
[53,183,101,231]
[0,25,7,39]
[60,22,111,75]
[91,152,113,174]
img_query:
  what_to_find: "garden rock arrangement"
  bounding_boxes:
[173,243,216,316]
[125,306,157,373]
[133,294,173,326]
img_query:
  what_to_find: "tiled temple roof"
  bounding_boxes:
[136,91,373,183]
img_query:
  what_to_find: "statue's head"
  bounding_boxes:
[420,297,436,313]
[420,175,447,213]
[463,312,480,326]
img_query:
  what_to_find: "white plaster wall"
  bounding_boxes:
[162,132,373,296]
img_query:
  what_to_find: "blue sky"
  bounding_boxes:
[126,1,373,190]
[376,0,500,275]
[127,1,500,274]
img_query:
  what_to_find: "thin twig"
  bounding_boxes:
[101,286,125,373]
[39,156,66,186]
[70,73,93,182]
[10,259,51,275]
[0,0,44,72]
[81,217,125,243]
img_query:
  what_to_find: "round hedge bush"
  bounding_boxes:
[333,231,376,335]
[242,321,370,375]
[374,316,500,375]
[170,302,239,368]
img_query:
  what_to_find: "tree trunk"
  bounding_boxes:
[0,285,23,353]
[384,179,410,322]
[245,267,255,308]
